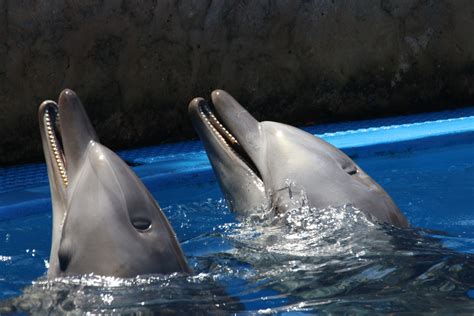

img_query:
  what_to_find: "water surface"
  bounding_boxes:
[1,143,473,314]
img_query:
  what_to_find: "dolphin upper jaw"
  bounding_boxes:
[39,89,98,201]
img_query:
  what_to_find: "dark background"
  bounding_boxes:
[0,0,473,165]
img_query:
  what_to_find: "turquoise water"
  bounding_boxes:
[0,142,473,313]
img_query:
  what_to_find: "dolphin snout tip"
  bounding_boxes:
[211,89,226,101]
[38,100,58,121]
[38,100,57,111]
[60,88,76,98]
[188,97,206,114]
[58,89,79,106]
[211,90,237,110]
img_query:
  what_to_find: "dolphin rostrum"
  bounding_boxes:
[188,90,409,228]
[39,89,190,278]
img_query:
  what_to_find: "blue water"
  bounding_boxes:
[0,142,473,313]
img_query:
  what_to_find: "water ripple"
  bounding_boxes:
[3,198,474,314]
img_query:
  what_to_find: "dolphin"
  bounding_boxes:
[38,89,190,278]
[188,90,409,228]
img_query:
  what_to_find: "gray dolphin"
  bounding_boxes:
[39,89,190,278]
[188,90,409,228]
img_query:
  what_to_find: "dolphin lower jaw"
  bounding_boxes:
[196,101,262,181]
[43,103,68,187]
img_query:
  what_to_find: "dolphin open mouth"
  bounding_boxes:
[195,101,262,180]
[39,89,99,192]
[42,102,68,187]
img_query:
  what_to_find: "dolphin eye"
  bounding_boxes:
[344,165,358,175]
[132,218,152,231]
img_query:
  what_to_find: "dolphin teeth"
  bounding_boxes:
[198,103,261,179]
[44,110,68,187]
[206,108,239,144]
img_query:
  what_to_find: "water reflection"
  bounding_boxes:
[5,198,474,314]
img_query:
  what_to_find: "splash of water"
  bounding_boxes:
[4,194,474,314]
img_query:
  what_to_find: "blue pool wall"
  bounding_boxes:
[0,106,473,221]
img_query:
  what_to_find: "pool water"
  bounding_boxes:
[1,141,474,313]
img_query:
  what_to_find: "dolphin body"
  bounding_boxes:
[188,90,409,228]
[39,89,190,278]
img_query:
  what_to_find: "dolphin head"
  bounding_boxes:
[39,89,190,278]
[189,90,408,227]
